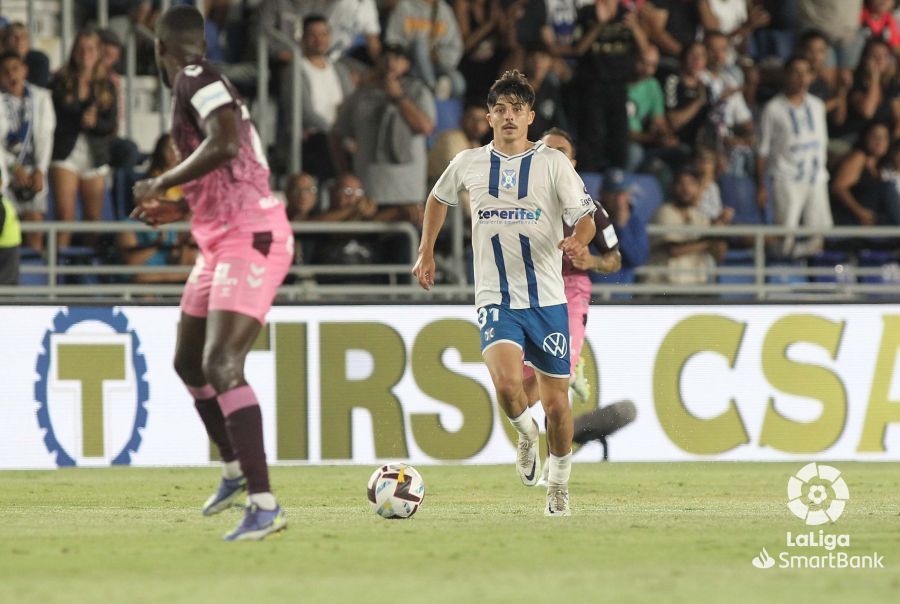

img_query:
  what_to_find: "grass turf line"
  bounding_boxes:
[1,463,898,604]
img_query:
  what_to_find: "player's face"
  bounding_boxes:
[785,60,812,94]
[488,96,534,145]
[803,38,828,71]
[706,37,728,70]
[303,22,331,56]
[73,35,100,73]
[541,133,575,167]
[674,174,700,206]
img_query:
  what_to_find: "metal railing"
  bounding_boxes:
[4,222,900,303]
[4,221,419,302]
[257,25,303,174]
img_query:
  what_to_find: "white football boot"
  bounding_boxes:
[516,420,540,487]
[545,485,570,517]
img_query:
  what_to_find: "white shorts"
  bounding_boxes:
[50,134,109,179]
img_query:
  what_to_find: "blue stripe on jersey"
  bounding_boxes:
[810,156,819,184]
[489,152,501,198]
[491,234,510,306]
[519,234,540,307]
[518,154,532,199]
[788,108,800,135]
[804,104,814,131]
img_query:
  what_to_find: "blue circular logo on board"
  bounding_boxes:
[34,307,149,466]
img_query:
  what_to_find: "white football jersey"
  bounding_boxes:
[432,141,595,309]
[758,93,829,185]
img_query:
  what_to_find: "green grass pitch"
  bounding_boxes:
[1,462,898,603]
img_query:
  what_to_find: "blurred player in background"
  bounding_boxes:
[413,71,597,516]
[132,5,290,541]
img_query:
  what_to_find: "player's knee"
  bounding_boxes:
[173,354,203,386]
[543,397,570,424]
[493,375,523,404]
[201,350,245,393]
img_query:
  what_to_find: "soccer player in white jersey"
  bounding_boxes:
[756,55,831,257]
[413,71,597,516]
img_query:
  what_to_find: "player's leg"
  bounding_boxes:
[565,275,591,403]
[797,180,832,257]
[536,370,573,517]
[203,309,286,541]
[49,165,78,248]
[771,177,805,257]
[173,311,245,516]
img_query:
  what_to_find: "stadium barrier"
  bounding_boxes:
[1,304,898,469]
[5,223,900,302]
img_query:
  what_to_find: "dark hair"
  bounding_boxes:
[784,54,811,72]
[148,133,174,176]
[0,50,23,65]
[799,29,829,49]
[704,30,728,45]
[60,28,114,110]
[303,14,329,32]
[675,166,701,181]
[542,127,575,149]
[157,5,205,41]
[486,70,535,109]
[680,41,705,65]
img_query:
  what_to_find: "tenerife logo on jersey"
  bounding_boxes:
[477,208,542,224]
[501,169,517,190]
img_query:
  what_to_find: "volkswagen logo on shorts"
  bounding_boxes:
[542,332,568,358]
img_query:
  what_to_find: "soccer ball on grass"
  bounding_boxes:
[367,463,425,519]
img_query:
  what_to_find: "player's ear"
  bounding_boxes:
[528,110,535,125]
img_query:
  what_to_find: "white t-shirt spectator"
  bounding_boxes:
[326,0,381,60]
[301,58,345,128]
[758,93,829,185]
[707,0,747,35]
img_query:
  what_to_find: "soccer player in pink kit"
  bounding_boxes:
[132,5,290,541]
[524,129,622,483]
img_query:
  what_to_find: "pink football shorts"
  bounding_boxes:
[181,216,293,325]
[522,273,591,380]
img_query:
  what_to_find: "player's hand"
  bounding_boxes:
[569,246,596,271]
[558,236,588,259]
[13,165,30,188]
[411,253,436,290]
[130,197,186,227]
[133,176,167,203]
[82,104,98,129]
[31,169,44,193]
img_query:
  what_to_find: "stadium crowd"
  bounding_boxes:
[1,0,900,288]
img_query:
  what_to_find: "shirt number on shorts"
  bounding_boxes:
[477,307,500,328]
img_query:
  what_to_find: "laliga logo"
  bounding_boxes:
[787,463,850,526]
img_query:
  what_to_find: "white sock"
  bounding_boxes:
[249,492,277,510]
[548,451,572,487]
[508,407,538,439]
[222,460,242,480]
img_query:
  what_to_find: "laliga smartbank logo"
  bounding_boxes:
[751,463,884,571]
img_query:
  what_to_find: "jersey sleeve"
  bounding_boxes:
[176,64,238,126]
[431,151,466,206]
[757,102,774,159]
[554,153,596,227]
[591,201,620,252]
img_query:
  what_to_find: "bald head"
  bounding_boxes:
[157,5,205,48]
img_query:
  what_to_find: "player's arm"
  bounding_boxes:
[135,107,240,201]
[411,193,449,290]
[559,213,596,258]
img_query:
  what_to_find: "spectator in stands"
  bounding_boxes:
[525,42,567,140]
[117,134,194,283]
[702,31,754,176]
[626,43,682,172]
[592,168,650,285]
[801,29,850,134]
[49,28,118,249]
[647,167,727,285]
[698,0,770,52]
[332,44,435,227]
[860,0,900,51]
[0,193,21,284]
[325,0,383,65]
[879,138,900,224]
[285,172,320,222]
[301,15,355,183]
[695,147,734,224]
[843,39,900,143]
[640,0,700,75]
[831,121,893,226]
[665,41,710,148]
[0,51,55,251]
[204,0,257,90]
[384,0,465,99]
[757,56,831,258]
[455,0,511,106]
[797,0,864,77]
[310,173,381,282]
[427,103,489,195]
[1,22,50,89]
[574,0,649,171]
